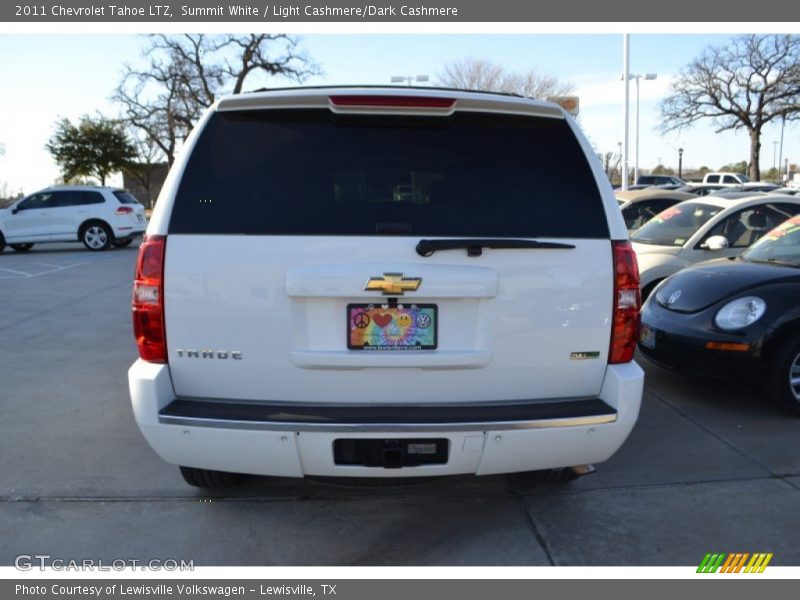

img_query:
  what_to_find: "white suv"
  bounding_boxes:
[0,186,147,252]
[128,87,644,488]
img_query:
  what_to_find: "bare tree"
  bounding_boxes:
[659,34,800,182]
[113,34,321,166]
[437,58,574,99]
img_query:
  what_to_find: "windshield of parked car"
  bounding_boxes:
[742,215,800,267]
[630,202,723,246]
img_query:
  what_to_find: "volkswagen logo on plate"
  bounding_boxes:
[667,290,682,305]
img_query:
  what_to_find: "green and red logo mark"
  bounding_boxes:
[697,553,773,573]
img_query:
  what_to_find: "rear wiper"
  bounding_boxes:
[416,238,576,257]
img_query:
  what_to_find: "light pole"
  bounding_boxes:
[622,35,630,190]
[778,115,786,182]
[678,147,684,180]
[773,140,779,176]
[621,72,657,185]
[390,75,429,87]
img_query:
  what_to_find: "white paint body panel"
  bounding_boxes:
[163,236,614,402]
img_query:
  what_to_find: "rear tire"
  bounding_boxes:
[10,243,34,252]
[112,239,134,248]
[0,233,5,253]
[80,222,112,251]
[179,466,246,488]
[767,337,800,415]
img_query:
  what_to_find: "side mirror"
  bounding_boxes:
[11,207,19,215]
[702,235,730,250]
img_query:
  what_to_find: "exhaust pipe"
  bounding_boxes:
[570,464,596,477]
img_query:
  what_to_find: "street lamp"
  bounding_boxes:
[773,140,779,175]
[678,147,684,180]
[621,72,657,185]
[390,75,429,87]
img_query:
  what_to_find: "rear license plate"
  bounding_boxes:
[640,323,656,349]
[347,303,437,350]
[334,438,448,467]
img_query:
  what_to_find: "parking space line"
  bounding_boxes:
[0,267,32,276]
[0,262,88,279]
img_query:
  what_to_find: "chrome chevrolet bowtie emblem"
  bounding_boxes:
[668,290,682,305]
[364,273,422,296]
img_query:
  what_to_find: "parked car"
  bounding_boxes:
[639,214,800,414]
[708,183,778,194]
[770,187,800,196]
[649,184,687,190]
[703,172,750,185]
[615,189,696,232]
[0,186,146,252]
[636,175,686,186]
[630,194,800,298]
[677,184,728,196]
[706,190,768,200]
[128,86,644,488]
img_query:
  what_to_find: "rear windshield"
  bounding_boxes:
[114,191,141,205]
[169,109,609,238]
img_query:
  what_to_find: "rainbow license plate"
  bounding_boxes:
[347,303,437,351]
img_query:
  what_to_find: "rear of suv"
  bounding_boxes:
[128,87,644,487]
[0,186,146,252]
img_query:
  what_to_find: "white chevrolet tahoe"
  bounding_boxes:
[128,87,644,487]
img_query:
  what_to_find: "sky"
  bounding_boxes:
[0,32,798,195]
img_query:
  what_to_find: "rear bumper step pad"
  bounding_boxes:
[158,398,617,432]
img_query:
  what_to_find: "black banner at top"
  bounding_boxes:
[3,0,800,22]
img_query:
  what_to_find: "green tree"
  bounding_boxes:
[651,164,675,176]
[47,116,136,185]
[659,34,800,182]
[718,160,749,174]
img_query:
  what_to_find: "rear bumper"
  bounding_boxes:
[112,223,147,239]
[128,360,643,477]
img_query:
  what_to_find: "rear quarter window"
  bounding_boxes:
[169,109,610,239]
[113,191,141,205]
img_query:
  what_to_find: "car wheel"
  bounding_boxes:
[179,466,246,488]
[0,233,6,253]
[81,223,112,251]
[112,239,134,248]
[10,243,34,252]
[767,337,800,415]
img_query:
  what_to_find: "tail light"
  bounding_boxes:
[132,235,167,362]
[609,240,641,364]
[116,206,134,215]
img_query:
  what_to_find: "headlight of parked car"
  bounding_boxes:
[714,297,766,330]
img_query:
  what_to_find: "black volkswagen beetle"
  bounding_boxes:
[639,214,800,413]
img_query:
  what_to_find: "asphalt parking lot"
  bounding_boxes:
[1,243,799,567]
